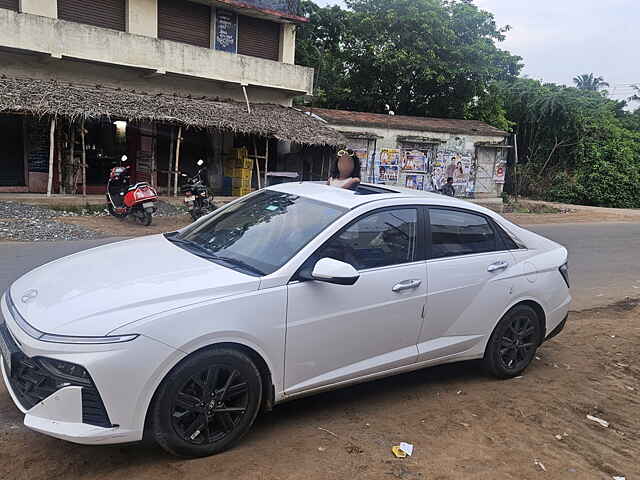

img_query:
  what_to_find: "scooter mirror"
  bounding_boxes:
[121,155,128,162]
[197,159,204,167]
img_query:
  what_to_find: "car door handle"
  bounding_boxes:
[487,261,509,272]
[392,279,422,292]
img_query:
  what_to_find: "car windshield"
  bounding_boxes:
[168,190,347,276]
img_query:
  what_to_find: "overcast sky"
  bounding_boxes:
[314,0,639,103]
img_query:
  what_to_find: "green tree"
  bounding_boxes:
[572,73,610,91]
[296,0,522,118]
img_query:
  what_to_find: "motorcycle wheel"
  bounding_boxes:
[138,209,153,226]
[190,209,200,222]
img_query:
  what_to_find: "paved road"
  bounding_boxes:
[1,222,639,310]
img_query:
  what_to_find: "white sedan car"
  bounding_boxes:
[0,182,570,457]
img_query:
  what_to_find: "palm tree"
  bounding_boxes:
[573,73,610,91]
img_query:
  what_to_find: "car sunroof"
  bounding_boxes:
[354,184,396,195]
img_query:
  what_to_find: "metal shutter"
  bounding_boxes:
[158,0,211,49]
[238,15,280,61]
[57,0,125,31]
[0,0,18,11]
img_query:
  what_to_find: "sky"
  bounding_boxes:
[314,0,639,104]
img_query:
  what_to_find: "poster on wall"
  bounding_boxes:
[405,174,425,190]
[215,10,237,53]
[376,149,400,183]
[494,158,507,184]
[401,150,428,172]
[432,150,475,194]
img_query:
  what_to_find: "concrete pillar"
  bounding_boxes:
[127,0,158,38]
[20,0,57,18]
[279,23,296,64]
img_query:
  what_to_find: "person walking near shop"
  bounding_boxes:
[440,177,455,197]
[328,149,361,189]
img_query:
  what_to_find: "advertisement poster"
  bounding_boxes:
[405,174,425,190]
[401,150,428,171]
[494,159,506,184]
[215,10,237,53]
[377,149,400,183]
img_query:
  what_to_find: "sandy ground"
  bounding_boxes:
[1,300,638,480]
[57,214,192,237]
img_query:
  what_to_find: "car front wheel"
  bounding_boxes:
[152,348,263,457]
[483,304,543,379]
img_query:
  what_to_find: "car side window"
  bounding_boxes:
[315,208,418,270]
[429,208,498,259]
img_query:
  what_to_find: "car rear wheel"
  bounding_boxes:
[483,304,542,379]
[152,348,262,457]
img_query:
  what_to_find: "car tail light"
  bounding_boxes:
[559,262,570,288]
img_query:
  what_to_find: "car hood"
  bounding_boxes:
[9,235,260,337]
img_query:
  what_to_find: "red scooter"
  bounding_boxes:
[106,155,158,226]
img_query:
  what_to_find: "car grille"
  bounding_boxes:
[1,322,112,428]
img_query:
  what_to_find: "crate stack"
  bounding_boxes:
[223,147,253,196]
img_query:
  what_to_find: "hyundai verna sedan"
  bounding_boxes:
[0,182,570,457]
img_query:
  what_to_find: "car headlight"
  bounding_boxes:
[559,262,570,288]
[5,291,138,345]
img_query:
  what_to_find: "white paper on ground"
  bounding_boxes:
[399,442,414,456]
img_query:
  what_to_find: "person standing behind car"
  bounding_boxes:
[328,149,361,189]
[440,177,455,197]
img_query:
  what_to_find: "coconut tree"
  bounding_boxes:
[573,73,609,91]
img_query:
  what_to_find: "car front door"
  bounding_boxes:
[284,207,427,395]
[417,207,516,361]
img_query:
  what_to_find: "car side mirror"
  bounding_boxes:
[303,258,360,286]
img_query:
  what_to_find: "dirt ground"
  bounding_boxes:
[57,214,192,237]
[1,301,638,480]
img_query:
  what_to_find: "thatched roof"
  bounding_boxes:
[0,76,345,146]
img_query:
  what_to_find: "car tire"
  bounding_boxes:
[152,348,263,457]
[483,304,543,379]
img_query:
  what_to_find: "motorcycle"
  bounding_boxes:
[106,155,158,226]
[181,159,212,221]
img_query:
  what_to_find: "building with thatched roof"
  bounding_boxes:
[0,0,343,194]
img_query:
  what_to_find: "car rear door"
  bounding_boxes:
[284,206,427,395]
[417,207,516,362]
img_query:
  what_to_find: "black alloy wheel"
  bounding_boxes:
[152,348,262,457]
[171,366,249,445]
[483,304,542,379]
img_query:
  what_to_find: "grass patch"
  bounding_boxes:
[503,202,562,214]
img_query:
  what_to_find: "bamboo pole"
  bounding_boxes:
[167,126,175,195]
[56,124,63,194]
[173,126,182,197]
[253,138,261,189]
[263,138,269,187]
[81,119,86,197]
[69,125,75,195]
[46,117,56,197]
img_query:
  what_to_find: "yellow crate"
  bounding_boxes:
[233,167,252,180]
[232,187,252,197]
[235,157,253,169]
[232,147,248,160]
[232,177,251,189]
[223,165,235,177]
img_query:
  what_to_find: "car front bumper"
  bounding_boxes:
[0,294,185,445]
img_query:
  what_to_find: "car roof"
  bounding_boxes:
[266,181,481,211]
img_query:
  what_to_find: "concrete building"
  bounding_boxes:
[305,108,510,199]
[0,0,341,193]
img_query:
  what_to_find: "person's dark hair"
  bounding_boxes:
[447,177,454,183]
[330,149,361,179]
